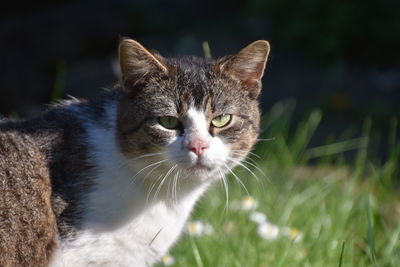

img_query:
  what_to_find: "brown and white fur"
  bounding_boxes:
[0,39,270,266]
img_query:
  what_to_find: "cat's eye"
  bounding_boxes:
[211,114,232,128]
[158,116,180,129]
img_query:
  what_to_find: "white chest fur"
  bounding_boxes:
[50,103,211,266]
[51,189,206,267]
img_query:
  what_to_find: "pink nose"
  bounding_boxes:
[187,139,209,156]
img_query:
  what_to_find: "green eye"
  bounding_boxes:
[211,114,232,128]
[158,116,180,129]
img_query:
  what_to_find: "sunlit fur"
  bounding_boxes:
[52,40,269,266]
[0,39,269,267]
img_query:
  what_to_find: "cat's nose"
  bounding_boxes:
[187,139,210,156]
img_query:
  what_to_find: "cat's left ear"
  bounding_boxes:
[119,39,169,87]
[217,40,270,99]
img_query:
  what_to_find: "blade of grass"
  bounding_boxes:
[290,109,322,164]
[365,192,378,266]
[353,118,371,180]
[189,237,204,267]
[338,241,346,267]
[51,60,67,102]
[303,137,366,160]
[202,41,212,59]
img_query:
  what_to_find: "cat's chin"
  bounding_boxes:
[186,163,212,177]
[182,164,224,182]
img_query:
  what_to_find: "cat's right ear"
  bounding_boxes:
[119,39,169,88]
[216,40,270,99]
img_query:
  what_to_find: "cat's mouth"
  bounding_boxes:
[187,161,213,173]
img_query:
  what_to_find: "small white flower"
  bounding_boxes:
[203,223,214,235]
[250,211,267,225]
[186,220,214,237]
[240,196,258,211]
[282,227,303,243]
[161,254,175,266]
[257,222,279,240]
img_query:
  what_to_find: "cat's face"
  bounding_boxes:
[117,39,269,183]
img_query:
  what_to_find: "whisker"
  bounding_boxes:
[166,167,180,205]
[173,169,181,205]
[217,168,229,215]
[230,152,264,172]
[236,157,265,176]
[171,169,178,205]
[130,159,168,185]
[229,155,272,190]
[230,150,261,159]
[227,157,260,183]
[117,152,165,169]
[232,151,258,165]
[121,159,168,197]
[139,162,164,187]
[241,155,259,166]
[242,160,268,178]
[167,170,173,203]
[223,164,249,195]
[151,164,177,203]
[231,151,259,162]
[147,174,163,204]
[128,152,166,161]
[161,165,178,202]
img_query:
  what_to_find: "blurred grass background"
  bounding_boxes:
[1,0,399,266]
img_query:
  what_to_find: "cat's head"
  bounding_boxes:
[116,39,269,183]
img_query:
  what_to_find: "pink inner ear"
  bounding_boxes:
[232,62,264,88]
[242,79,260,89]
[224,58,265,98]
[223,40,269,89]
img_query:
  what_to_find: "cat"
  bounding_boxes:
[0,38,270,266]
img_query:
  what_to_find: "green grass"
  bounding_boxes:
[157,100,400,267]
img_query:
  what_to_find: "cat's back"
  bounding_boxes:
[0,121,57,266]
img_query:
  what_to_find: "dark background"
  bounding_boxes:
[1,0,399,155]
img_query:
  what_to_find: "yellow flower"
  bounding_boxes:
[161,254,175,266]
[186,220,213,237]
[282,227,303,243]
